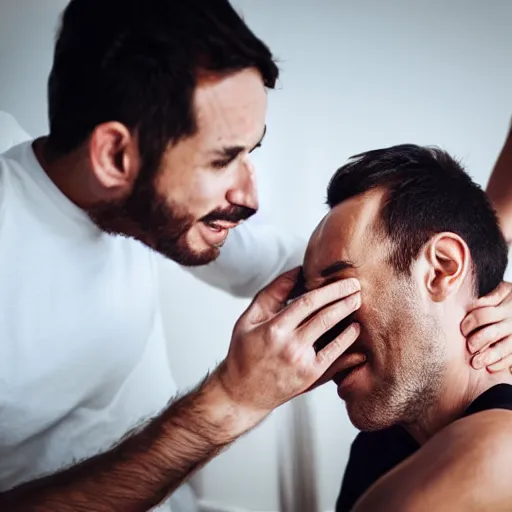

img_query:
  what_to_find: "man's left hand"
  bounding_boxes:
[461,281,512,372]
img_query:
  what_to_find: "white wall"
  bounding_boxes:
[1,1,512,511]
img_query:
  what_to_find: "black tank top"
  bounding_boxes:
[336,384,512,512]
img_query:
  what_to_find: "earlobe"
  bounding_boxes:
[89,122,138,194]
[424,233,470,302]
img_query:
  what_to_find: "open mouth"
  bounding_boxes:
[197,219,242,248]
[202,219,240,232]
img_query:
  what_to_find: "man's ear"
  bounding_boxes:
[423,233,471,302]
[89,122,140,196]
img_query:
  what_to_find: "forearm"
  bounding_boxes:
[0,367,263,512]
[487,122,512,242]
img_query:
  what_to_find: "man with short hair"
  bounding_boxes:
[300,144,512,511]
[1,1,510,510]
[0,1,362,510]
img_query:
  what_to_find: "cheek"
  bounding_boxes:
[192,172,231,201]
[358,283,410,355]
[158,168,231,214]
[357,301,388,347]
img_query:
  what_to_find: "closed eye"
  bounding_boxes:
[211,142,262,169]
[212,157,236,169]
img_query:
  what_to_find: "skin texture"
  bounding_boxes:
[0,69,366,510]
[352,410,512,511]
[35,68,267,266]
[303,188,512,509]
[0,266,363,511]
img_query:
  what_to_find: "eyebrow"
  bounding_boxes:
[320,260,356,278]
[210,125,267,159]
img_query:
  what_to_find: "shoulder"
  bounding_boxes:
[433,408,512,456]
[352,410,512,511]
[0,111,31,153]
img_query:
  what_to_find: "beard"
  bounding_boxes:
[347,345,445,432]
[346,282,447,432]
[86,165,256,266]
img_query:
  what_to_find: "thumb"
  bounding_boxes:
[472,281,512,309]
[251,267,303,320]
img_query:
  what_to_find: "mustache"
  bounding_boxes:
[201,205,257,224]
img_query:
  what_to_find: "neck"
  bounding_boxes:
[33,137,96,209]
[404,364,512,444]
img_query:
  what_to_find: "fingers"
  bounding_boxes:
[279,278,361,329]
[249,267,302,321]
[311,351,367,391]
[315,322,361,370]
[461,305,507,339]
[466,318,512,355]
[486,352,512,373]
[470,281,512,309]
[297,291,361,346]
[472,336,512,370]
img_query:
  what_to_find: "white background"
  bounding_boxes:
[1,1,511,510]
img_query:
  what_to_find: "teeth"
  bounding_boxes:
[205,221,221,231]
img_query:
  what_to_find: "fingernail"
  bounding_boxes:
[472,355,483,369]
[352,293,361,308]
[346,278,361,292]
[467,340,478,354]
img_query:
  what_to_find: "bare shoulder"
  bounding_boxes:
[436,408,512,453]
[353,410,512,512]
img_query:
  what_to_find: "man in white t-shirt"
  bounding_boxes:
[0,1,366,511]
[1,2,511,512]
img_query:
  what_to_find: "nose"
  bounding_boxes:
[226,156,259,211]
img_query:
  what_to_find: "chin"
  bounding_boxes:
[170,246,220,267]
[153,235,220,266]
[345,396,396,432]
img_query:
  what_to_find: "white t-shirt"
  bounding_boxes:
[0,141,180,509]
[0,112,30,153]
[0,112,306,512]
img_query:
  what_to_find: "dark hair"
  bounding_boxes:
[327,144,508,297]
[47,0,278,172]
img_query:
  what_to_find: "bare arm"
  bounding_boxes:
[0,270,361,511]
[352,410,512,512]
[0,371,255,512]
[487,121,512,243]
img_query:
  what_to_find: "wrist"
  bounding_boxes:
[200,363,270,441]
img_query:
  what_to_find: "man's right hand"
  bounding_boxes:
[0,267,360,512]
[216,267,361,422]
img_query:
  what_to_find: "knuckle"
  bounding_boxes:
[269,322,286,343]
[472,329,488,349]
[487,347,500,364]
[474,310,486,326]
[299,292,316,311]
[319,308,337,332]
[282,342,303,366]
